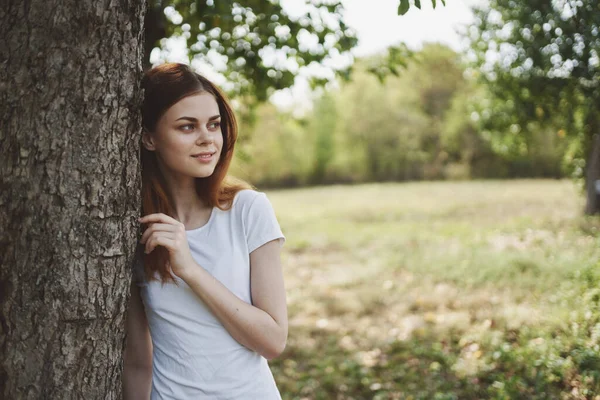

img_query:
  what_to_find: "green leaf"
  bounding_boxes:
[415,0,421,8]
[432,0,437,8]
[440,0,446,5]
[398,0,410,15]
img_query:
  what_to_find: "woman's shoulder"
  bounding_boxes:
[232,188,262,209]
[233,189,284,252]
[230,189,277,221]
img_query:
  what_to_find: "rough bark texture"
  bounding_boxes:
[585,132,600,215]
[0,0,145,398]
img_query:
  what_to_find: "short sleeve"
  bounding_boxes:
[244,192,286,253]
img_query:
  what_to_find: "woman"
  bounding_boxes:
[123,63,288,399]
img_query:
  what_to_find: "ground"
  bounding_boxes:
[266,180,600,400]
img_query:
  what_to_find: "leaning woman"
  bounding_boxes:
[123,62,288,399]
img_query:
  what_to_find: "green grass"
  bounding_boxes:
[264,180,600,400]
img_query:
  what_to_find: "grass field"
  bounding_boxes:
[265,180,600,400]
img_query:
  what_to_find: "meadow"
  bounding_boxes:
[266,180,600,400]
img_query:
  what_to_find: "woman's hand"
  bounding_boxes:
[139,213,196,278]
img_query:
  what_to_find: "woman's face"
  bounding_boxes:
[143,92,223,180]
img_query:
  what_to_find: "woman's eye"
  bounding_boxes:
[180,124,194,131]
[209,122,221,129]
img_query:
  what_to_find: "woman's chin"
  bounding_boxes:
[192,166,217,178]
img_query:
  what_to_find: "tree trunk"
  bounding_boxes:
[0,0,145,398]
[585,132,600,215]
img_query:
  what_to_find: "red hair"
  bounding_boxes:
[140,63,250,283]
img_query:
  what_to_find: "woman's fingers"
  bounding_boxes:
[140,223,179,244]
[145,232,176,254]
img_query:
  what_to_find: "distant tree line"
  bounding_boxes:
[233,44,569,188]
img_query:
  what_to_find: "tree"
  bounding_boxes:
[143,0,446,101]
[310,93,337,183]
[468,0,600,214]
[144,0,358,101]
[0,0,144,397]
[336,57,430,182]
[402,44,465,178]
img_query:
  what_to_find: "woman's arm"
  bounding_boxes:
[123,281,153,399]
[180,239,288,360]
[138,211,288,360]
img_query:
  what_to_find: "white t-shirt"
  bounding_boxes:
[133,189,286,399]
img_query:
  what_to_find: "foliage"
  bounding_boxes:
[147,0,358,100]
[232,44,569,187]
[309,93,337,183]
[442,82,568,179]
[145,0,447,101]
[337,56,430,181]
[467,0,600,180]
[397,0,447,15]
[232,103,312,187]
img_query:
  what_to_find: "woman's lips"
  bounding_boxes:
[191,152,215,163]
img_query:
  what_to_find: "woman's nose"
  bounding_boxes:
[195,128,214,144]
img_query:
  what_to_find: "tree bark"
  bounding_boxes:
[585,132,600,215]
[0,0,145,398]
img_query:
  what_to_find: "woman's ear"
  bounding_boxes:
[142,129,156,151]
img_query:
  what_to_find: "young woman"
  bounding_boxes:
[123,63,288,399]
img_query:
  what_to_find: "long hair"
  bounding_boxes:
[140,63,250,283]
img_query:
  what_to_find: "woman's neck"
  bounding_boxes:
[161,169,211,226]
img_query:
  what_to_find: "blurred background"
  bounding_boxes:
[147,0,600,398]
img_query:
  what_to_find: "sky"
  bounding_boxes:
[273,0,483,111]
[152,0,484,111]
[341,0,480,55]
